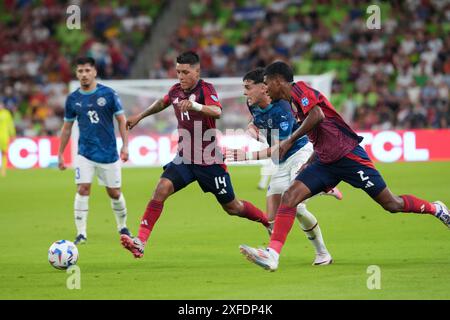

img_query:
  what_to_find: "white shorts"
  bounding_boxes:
[266,142,314,197]
[74,154,122,188]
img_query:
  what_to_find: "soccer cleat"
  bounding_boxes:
[266,221,274,236]
[327,187,343,200]
[239,245,278,271]
[119,227,132,237]
[433,201,450,229]
[313,252,333,266]
[74,234,87,245]
[120,234,144,258]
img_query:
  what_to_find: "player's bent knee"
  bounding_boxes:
[152,179,174,202]
[281,191,297,208]
[107,188,121,199]
[77,185,91,196]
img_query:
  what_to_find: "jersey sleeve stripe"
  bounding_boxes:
[64,117,76,122]
[114,110,125,115]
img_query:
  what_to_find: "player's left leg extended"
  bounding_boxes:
[341,145,449,229]
[373,187,450,229]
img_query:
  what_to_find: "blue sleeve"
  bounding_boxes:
[64,96,76,122]
[111,90,124,115]
[273,100,296,140]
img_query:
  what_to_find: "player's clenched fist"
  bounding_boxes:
[126,114,141,130]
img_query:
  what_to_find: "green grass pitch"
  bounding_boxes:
[0,162,449,299]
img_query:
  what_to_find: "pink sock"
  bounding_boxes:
[240,200,270,227]
[137,200,164,242]
[400,195,436,215]
[268,204,297,254]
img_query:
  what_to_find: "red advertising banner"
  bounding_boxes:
[2,130,450,169]
[2,137,72,169]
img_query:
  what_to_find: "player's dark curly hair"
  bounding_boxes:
[177,51,200,65]
[264,61,294,83]
[243,68,265,84]
[75,56,96,68]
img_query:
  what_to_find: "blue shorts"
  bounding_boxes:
[161,160,236,204]
[295,145,387,198]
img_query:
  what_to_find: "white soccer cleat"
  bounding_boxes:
[313,252,333,266]
[433,201,450,229]
[239,245,279,271]
[327,187,343,200]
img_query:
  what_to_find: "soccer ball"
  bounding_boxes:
[48,240,79,270]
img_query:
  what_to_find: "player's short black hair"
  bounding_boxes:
[264,61,294,83]
[176,51,200,65]
[75,57,96,68]
[243,68,265,84]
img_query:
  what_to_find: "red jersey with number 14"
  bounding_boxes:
[163,79,223,165]
[290,81,363,163]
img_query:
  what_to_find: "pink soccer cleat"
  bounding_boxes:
[120,234,145,258]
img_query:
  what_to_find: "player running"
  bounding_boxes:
[227,68,342,266]
[121,51,271,259]
[240,61,450,271]
[0,102,16,177]
[58,57,131,245]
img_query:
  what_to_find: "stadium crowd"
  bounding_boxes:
[0,0,164,136]
[157,0,450,131]
[0,0,449,137]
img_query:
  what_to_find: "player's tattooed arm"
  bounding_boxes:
[126,98,169,130]
[58,121,74,170]
[277,105,324,159]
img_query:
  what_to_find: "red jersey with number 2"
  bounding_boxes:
[290,81,362,164]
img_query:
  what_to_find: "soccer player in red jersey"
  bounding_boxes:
[121,51,270,258]
[240,61,450,271]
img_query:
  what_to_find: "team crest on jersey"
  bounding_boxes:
[280,121,289,131]
[97,97,106,107]
[210,95,218,102]
[301,97,309,107]
[189,94,196,102]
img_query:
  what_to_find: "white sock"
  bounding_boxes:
[111,193,127,231]
[296,203,328,255]
[74,193,89,237]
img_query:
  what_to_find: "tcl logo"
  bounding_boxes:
[5,137,69,169]
[117,136,176,166]
[359,131,429,162]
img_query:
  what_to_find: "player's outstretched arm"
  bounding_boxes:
[126,98,169,130]
[179,100,222,119]
[278,105,324,159]
[116,114,129,162]
[58,121,74,170]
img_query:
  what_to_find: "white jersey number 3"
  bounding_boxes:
[87,110,99,124]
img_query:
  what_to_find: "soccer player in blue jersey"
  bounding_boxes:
[58,57,131,245]
[227,68,342,265]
